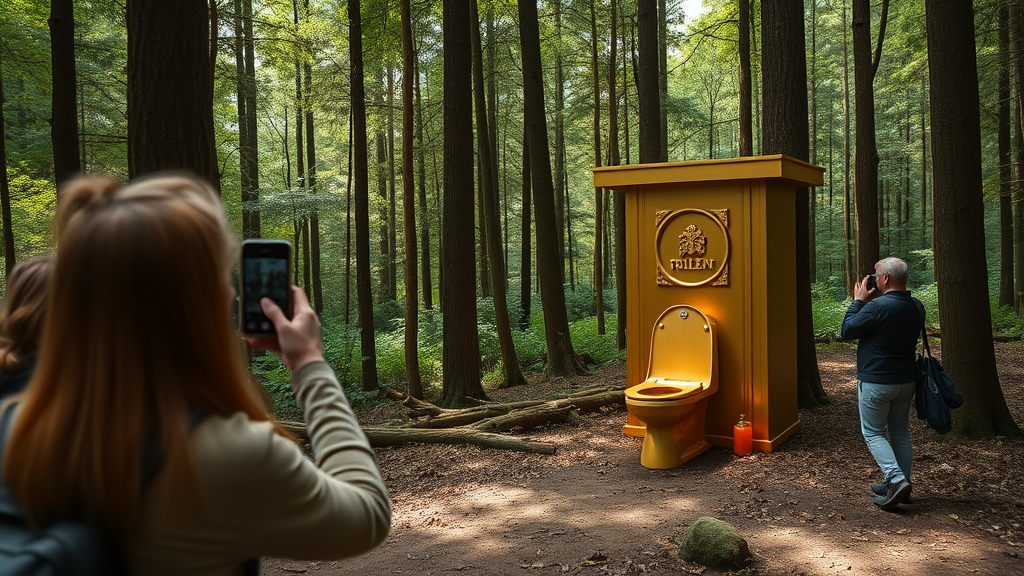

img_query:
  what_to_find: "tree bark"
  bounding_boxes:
[657,0,668,159]
[553,1,567,282]
[761,0,828,409]
[414,50,433,310]
[926,0,1021,439]
[520,130,532,331]
[235,0,260,241]
[442,0,487,407]
[349,0,379,391]
[1014,4,1024,314]
[591,0,605,335]
[842,2,854,297]
[637,0,662,163]
[808,0,817,283]
[852,0,882,278]
[400,0,423,399]
[387,65,398,302]
[519,0,585,376]
[49,0,81,189]
[126,0,217,186]
[738,0,752,157]
[377,130,390,301]
[471,0,526,388]
[0,58,15,277]
[1000,3,1014,309]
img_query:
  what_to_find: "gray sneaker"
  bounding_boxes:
[872,482,912,503]
[874,479,912,511]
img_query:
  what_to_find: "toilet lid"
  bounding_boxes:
[626,378,704,401]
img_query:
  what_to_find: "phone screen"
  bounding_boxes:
[240,240,292,336]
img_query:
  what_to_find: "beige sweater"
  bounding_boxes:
[123,361,391,575]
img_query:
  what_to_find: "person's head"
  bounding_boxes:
[874,257,909,292]
[4,175,276,532]
[0,258,54,372]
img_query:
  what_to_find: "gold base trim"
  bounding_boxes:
[705,418,802,452]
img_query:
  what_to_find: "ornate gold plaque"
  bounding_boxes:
[655,208,730,287]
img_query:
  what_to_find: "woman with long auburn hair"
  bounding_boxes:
[0,257,54,400]
[0,176,390,575]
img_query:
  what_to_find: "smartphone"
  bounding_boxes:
[866,274,878,291]
[240,240,292,336]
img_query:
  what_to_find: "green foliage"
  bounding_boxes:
[569,314,625,366]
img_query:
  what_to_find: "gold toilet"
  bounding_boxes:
[625,304,718,469]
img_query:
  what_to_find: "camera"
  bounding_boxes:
[240,240,292,336]
[866,274,878,292]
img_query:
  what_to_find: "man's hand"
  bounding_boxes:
[854,275,878,302]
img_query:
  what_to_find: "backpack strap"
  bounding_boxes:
[914,299,931,358]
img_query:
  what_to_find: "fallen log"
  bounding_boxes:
[467,390,624,433]
[278,420,556,455]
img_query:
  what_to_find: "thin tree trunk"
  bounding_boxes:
[414,41,433,310]
[554,0,567,282]
[304,55,322,314]
[477,154,490,297]
[49,0,81,189]
[926,0,1020,439]
[809,0,817,283]
[1014,3,1024,314]
[738,0,752,156]
[658,0,668,159]
[377,129,390,300]
[1000,2,1013,308]
[388,65,398,302]
[471,0,525,388]
[345,112,353,324]
[520,129,532,331]
[0,59,15,277]
[842,2,854,297]
[441,0,487,406]
[638,0,662,163]
[519,0,585,376]
[921,76,929,262]
[591,0,605,335]
[401,0,423,399]
[761,0,827,409]
[349,0,380,391]
[235,0,259,241]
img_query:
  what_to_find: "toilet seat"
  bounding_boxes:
[626,378,704,401]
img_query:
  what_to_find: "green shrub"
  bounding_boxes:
[569,314,625,366]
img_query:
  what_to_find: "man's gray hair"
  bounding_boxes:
[877,257,908,284]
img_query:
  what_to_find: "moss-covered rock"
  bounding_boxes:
[678,516,751,569]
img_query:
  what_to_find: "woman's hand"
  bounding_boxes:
[245,286,325,372]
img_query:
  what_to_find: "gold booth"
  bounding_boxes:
[592,155,824,467]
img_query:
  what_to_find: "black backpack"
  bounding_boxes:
[0,404,213,575]
[914,327,964,434]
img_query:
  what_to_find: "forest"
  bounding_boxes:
[0,0,1021,439]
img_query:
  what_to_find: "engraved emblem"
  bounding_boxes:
[678,224,707,257]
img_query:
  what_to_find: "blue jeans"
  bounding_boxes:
[858,380,915,485]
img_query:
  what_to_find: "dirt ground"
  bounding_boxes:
[263,342,1024,576]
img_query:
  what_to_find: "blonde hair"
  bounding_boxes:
[3,175,282,533]
[0,258,54,371]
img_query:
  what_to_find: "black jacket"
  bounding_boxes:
[841,291,925,384]
[0,354,36,401]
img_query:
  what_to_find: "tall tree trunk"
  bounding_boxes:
[762,0,827,409]
[471,0,526,388]
[414,42,433,310]
[401,0,423,399]
[477,154,491,297]
[0,59,15,277]
[519,0,585,376]
[738,0,752,156]
[349,0,380,391]
[611,0,626,349]
[553,0,567,282]
[387,65,398,302]
[235,0,260,241]
[624,21,632,165]
[441,0,487,406]
[591,0,605,335]
[377,131,390,300]
[842,2,854,296]
[921,77,929,262]
[1000,3,1014,309]
[808,0,817,283]
[293,0,306,289]
[126,0,217,186]
[750,0,760,154]
[638,0,662,163]
[304,56,323,314]
[486,4,503,288]
[1014,3,1024,313]
[852,0,886,278]
[49,0,81,189]
[657,0,668,159]
[926,0,1020,439]
[520,129,532,331]
[345,112,353,324]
